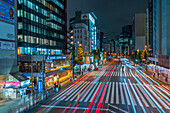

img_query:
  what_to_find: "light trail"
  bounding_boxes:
[130,69,165,113]
[124,79,137,113]
[62,103,71,113]
[128,79,146,113]
[95,82,108,113]
[139,70,159,85]
[71,104,79,113]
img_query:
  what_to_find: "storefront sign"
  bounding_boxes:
[46,55,67,60]
[0,21,15,40]
[86,56,90,64]
[38,81,42,92]
[5,81,20,87]
[0,2,15,23]
[0,41,15,50]
[21,80,30,87]
[2,0,14,6]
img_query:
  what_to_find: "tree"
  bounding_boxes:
[77,45,84,75]
[71,44,77,78]
[140,48,149,71]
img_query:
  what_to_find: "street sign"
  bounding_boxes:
[46,59,53,62]
[38,81,42,92]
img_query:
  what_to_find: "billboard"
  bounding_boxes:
[81,13,89,20]
[2,0,14,6]
[81,13,95,24]
[0,1,15,23]
[0,41,15,50]
[0,21,15,40]
[86,56,90,64]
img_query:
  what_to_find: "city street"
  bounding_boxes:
[30,61,170,113]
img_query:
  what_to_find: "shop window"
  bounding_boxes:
[18,35,23,42]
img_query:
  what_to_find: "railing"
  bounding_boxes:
[3,87,58,113]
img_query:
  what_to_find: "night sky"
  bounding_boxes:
[67,0,148,39]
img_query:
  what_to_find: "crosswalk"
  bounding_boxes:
[53,81,169,110]
[90,71,134,77]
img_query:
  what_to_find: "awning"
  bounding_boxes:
[46,70,62,77]
[10,72,29,82]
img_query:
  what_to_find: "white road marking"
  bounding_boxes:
[116,82,119,104]
[122,83,131,105]
[111,82,115,104]
[133,84,149,107]
[79,82,98,102]
[105,82,111,103]
[119,83,125,104]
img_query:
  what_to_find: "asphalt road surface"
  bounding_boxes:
[30,61,170,113]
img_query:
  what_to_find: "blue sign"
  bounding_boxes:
[2,0,14,6]
[38,81,42,92]
[109,56,112,59]
[0,2,15,23]
[46,55,67,60]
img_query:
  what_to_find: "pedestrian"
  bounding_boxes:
[59,82,61,90]
[56,84,58,92]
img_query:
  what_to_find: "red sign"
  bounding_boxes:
[5,81,20,87]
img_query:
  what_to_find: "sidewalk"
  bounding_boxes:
[141,66,170,85]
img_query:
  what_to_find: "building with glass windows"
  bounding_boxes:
[17,0,66,55]
[69,11,97,53]
[118,25,132,55]
[17,0,68,90]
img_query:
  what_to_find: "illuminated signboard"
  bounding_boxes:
[46,55,67,60]
[81,13,95,25]
[5,81,20,87]
[0,2,15,23]
[38,81,42,92]
[21,80,30,87]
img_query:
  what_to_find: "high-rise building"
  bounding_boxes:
[118,25,132,55]
[132,13,146,51]
[67,30,73,54]
[73,23,89,55]
[17,0,69,91]
[153,0,170,56]
[152,0,170,68]
[99,32,104,52]
[148,0,153,56]
[17,0,67,55]
[69,11,97,53]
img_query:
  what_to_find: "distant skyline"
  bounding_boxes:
[68,0,147,39]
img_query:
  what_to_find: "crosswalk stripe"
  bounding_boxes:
[133,84,149,107]
[65,82,87,101]
[116,82,119,104]
[105,82,111,103]
[70,82,90,101]
[137,84,155,108]
[129,82,143,107]
[127,83,137,106]
[78,82,93,102]
[79,82,98,102]
[84,82,99,102]
[58,81,84,101]
[122,83,131,105]
[89,82,102,102]
[111,82,115,104]
[119,83,125,104]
